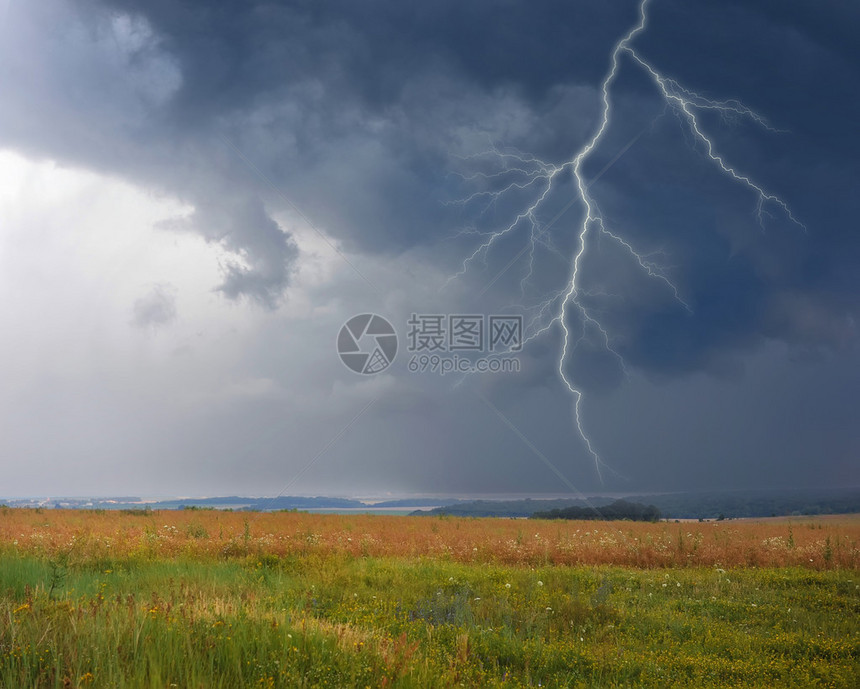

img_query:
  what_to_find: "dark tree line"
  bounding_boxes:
[531,499,661,522]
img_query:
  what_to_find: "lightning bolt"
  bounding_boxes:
[451,0,803,482]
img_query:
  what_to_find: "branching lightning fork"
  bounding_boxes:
[452,0,803,482]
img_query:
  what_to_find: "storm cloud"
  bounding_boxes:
[0,0,857,496]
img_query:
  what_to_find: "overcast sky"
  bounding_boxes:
[0,0,857,498]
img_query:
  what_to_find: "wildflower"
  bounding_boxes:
[537,581,544,587]
[505,583,511,589]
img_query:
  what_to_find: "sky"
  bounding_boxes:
[0,0,857,498]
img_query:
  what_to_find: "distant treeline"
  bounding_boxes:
[532,499,660,522]
[631,491,860,520]
[413,488,860,520]
[409,498,617,518]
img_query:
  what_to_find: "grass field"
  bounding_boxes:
[1,508,858,687]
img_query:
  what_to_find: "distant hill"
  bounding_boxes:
[532,499,660,522]
[637,489,860,520]
[169,496,367,511]
[0,495,462,512]
[409,497,617,518]
[411,488,860,520]
[164,496,465,511]
[4,488,858,518]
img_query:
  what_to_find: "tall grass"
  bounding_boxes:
[0,510,858,687]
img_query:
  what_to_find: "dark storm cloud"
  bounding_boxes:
[96,0,635,112]
[0,0,638,304]
[436,0,860,392]
[581,0,860,383]
[0,0,302,305]
[160,194,299,306]
[1,0,857,498]
[1,0,857,376]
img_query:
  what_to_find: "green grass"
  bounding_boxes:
[1,553,858,687]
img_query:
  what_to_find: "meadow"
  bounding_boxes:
[0,507,857,687]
